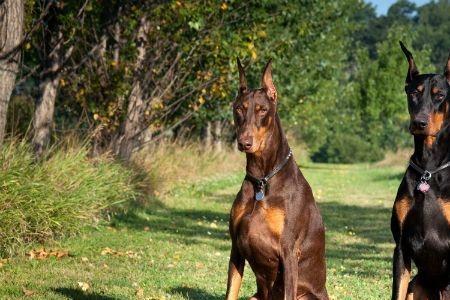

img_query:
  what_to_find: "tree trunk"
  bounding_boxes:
[113,20,120,68]
[32,31,63,157]
[204,121,212,149]
[213,120,222,152]
[0,0,24,146]
[117,16,149,160]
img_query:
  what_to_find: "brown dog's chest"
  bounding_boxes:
[231,197,286,266]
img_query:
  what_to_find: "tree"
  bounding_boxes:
[0,0,24,146]
[415,0,450,70]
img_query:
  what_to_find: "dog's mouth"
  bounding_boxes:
[409,126,440,137]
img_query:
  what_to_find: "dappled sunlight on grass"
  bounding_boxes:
[0,163,402,299]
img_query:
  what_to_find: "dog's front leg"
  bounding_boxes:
[281,242,299,300]
[226,244,245,300]
[392,243,411,300]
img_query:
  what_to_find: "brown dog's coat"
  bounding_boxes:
[225,59,328,300]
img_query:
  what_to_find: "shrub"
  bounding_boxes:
[0,140,138,256]
[311,133,384,163]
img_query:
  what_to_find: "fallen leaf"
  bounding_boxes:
[78,281,90,292]
[81,257,89,262]
[100,247,140,259]
[22,287,35,297]
[27,248,69,260]
[135,287,144,298]
[0,258,7,268]
[143,226,150,231]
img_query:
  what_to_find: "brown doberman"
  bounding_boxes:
[225,59,328,300]
[391,42,450,300]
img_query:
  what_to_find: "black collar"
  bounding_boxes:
[245,149,292,201]
[409,160,450,193]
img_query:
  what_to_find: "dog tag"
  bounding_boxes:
[255,190,265,201]
[417,181,430,193]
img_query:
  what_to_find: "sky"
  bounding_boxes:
[367,0,430,15]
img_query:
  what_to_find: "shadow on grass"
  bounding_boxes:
[320,201,393,277]
[171,287,222,300]
[112,206,231,248]
[53,288,118,300]
[372,171,404,182]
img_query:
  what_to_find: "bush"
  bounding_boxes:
[311,133,384,163]
[0,141,138,256]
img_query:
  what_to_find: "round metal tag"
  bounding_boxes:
[255,190,265,201]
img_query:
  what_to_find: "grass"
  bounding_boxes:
[0,160,407,299]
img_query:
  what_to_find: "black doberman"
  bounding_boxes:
[391,42,450,300]
[225,59,328,300]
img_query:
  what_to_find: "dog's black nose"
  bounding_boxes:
[413,119,428,129]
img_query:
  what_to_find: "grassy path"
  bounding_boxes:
[0,163,405,299]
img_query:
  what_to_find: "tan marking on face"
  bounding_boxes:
[429,112,445,134]
[417,85,424,92]
[398,269,411,300]
[424,136,436,148]
[242,101,249,109]
[252,116,272,155]
[438,198,450,225]
[395,197,411,225]
[425,102,448,143]
[432,87,441,94]
[265,207,285,237]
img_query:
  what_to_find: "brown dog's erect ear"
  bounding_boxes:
[444,52,450,85]
[237,58,247,93]
[261,59,277,101]
[399,41,419,84]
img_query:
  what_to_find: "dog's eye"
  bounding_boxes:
[410,91,419,97]
[259,107,268,114]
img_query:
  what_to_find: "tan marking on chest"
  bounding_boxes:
[438,198,450,225]
[395,197,412,225]
[264,207,285,237]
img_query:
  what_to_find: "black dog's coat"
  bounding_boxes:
[391,42,450,300]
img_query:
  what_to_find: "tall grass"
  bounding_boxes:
[0,140,138,256]
[133,138,310,195]
[134,141,245,195]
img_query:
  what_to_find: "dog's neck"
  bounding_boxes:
[412,124,450,169]
[245,114,291,178]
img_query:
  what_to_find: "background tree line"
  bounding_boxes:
[0,0,449,163]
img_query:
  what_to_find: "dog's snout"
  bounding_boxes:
[413,119,428,129]
[238,137,253,151]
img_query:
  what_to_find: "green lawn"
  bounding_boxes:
[0,163,405,299]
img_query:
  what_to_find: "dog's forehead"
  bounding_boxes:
[408,74,447,91]
[235,89,270,106]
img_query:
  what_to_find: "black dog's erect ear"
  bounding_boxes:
[399,41,419,84]
[261,59,277,102]
[444,52,450,85]
[237,58,247,93]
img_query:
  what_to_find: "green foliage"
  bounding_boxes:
[0,140,138,256]
[11,0,450,163]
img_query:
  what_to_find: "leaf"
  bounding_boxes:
[27,248,69,260]
[0,259,7,268]
[78,281,90,292]
[22,287,35,297]
[135,287,144,298]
